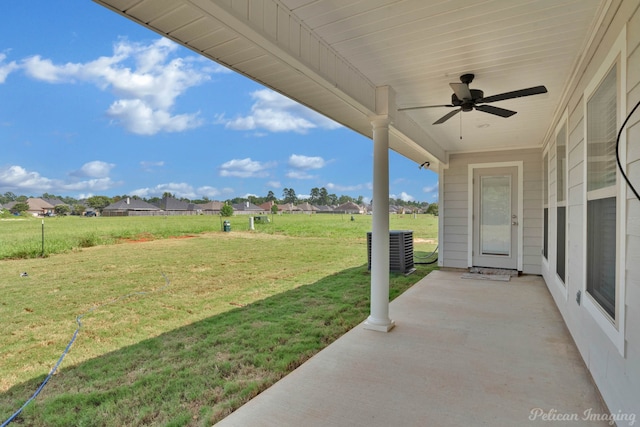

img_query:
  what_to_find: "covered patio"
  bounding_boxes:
[94,0,639,420]
[216,270,608,426]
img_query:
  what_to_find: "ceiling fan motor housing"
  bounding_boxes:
[452,89,484,111]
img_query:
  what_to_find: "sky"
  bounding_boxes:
[0,1,438,204]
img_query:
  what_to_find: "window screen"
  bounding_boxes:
[587,66,617,192]
[586,64,617,319]
[587,198,616,317]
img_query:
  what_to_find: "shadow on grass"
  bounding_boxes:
[1,261,437,427]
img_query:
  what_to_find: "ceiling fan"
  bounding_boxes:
[398,74,547,125]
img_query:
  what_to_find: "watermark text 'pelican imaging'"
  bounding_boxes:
[529,408,636,425]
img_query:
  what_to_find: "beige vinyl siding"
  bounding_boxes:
[441,165,468,268]
[567,106,585,288]
[442,148,542,274]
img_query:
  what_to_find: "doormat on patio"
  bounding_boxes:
[461,273,511,282]
[469,267,519,276]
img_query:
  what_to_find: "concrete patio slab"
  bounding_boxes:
[216,270,609,426]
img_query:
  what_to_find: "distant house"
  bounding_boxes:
[17,198,56,216]
[277,203,302,214]
[296,202,317,214]
[232,201,264,215]
[197,201,224,214]
[41,197,67,207]
[334,201,363,214]
[390,205,410,214]
[155,196,197,215]
[80,202,98,216]
[102,198,162,217]
[259,201,278,212]
[314,205,334,213]
[41,197,73,215]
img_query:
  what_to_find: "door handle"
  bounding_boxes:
[512,221,518,226]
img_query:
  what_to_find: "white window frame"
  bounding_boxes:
[582,27,626,356]
[554,112,569,299]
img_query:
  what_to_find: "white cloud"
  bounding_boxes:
[0,53,19,83]
[220,89,341,134]
[130,187,151,198]
[106,99,202,135]
[0,165,53,191]
[131,182,196,199]
[21,56,73,83]
[286,171,316,180]
[61,177,117,192]
[326,182,368,192]
[219,158,275,178]
[197,186,229,198]
[71,161,115,178]
[0,164,119,194]
[131,183,232,199]
[21,38,210,135]
[266,181,281,189]
[397,192,415,202]
[288,154,326,170]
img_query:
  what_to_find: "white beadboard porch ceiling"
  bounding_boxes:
[93,0,607,168]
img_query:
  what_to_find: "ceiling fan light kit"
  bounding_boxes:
[398,73,547,125]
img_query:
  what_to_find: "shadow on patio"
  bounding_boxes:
[216,270,609,427]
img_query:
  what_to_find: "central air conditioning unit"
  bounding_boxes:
[367,230,414,274]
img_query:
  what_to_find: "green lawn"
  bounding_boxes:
[0,214,438,426]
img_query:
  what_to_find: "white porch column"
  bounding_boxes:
[364,116,395,332]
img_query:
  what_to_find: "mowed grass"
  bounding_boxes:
[0,213,437,259]
[0,214,438,426]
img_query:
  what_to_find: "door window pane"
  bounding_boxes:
[480,176,511,256]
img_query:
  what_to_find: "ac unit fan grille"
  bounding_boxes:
[367,230,414,274]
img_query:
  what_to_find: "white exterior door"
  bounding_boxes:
[472,166,519,270]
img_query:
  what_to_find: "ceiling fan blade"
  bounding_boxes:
[479,85,547,103]
[450,82,472,100]
[398,104,454,111]
[475,104,517,118]
[433,108,461,124]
